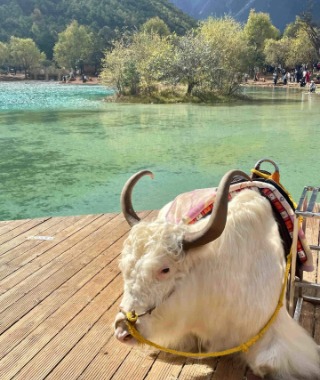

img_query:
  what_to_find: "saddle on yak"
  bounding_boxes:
[165,158,313,273]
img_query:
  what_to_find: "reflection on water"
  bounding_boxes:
[0,82,319,220]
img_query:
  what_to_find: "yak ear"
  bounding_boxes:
[120,170,154,227]
[183,170,251,250]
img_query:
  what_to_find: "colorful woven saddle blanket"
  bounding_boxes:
[165,180,313,272]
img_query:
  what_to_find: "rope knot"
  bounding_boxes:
[240,343,250,353]
[126,310,138,324]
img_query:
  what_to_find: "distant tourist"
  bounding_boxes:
[300,76,306,87]
[287,71,291,82]
[309,80,316,93]
[283,72,287,85]
[273,71,278,85]
[305,70,311,83]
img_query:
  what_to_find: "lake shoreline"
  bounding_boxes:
[0,73,101,85]
[1,74,310,91]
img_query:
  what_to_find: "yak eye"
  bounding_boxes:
[157,266,171,280]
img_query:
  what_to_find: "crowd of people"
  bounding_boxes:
[272,66,318,92]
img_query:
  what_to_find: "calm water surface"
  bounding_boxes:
[0,81,319,220]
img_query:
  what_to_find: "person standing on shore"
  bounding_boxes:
[306,70,311,83]
[273,70,278,85]
[309,80,316,93]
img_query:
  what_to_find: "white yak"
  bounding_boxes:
[114,170,320,379]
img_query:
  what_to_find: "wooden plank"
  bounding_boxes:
[0,213,127,332]
[0,219,32,237]
[10,275,123,380]
[0,214,102,279]
[0,232,124,361]
[0,215,111,315]
[0,215,84,265]
[178,358,218,379]
[0,215,107,292]
[0,217,50,247]
[77,343,133,380]
[0,274,122,379]
[0,211,152,337]
[44,300,125,380]
[112,349,186,380]
[0,212,153,360]
[0,216,67,257]
[211,355,246,380]
[0,217,88,284]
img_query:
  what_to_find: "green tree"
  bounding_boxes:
[167,31,212,95]
[264,38,291,69]
[101,39,137,95]
[298,13,320,60]
[53,21,95,73]
[199,17,247,94]
[286,29,318,68]
[8,36,46,77]
[141,17,170,37]
[132,32,174,93]
[0,42,9,68]
[101,32,173,95]
[244,9,280,72]
[283,18,301,38]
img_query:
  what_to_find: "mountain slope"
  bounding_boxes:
[0,0,196,59]
[170,0,320,30]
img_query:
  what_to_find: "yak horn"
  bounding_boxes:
[120,170,154,227]
[183,170,251,250]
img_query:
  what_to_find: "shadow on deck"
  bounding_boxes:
[0,211,319,379]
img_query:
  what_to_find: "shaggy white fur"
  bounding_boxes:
[114,189,320,379]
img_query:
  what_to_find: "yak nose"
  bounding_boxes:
[114,312,134,344]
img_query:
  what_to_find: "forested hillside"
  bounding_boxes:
[0,0,196,59]
[170,0,320,31]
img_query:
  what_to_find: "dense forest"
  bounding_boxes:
[0,0,196,59]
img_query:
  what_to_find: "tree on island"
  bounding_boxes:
[101,30,173,96]
[101,17,248,98]
[198,17,247,95]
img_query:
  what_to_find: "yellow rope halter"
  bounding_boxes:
[125,249,292,358]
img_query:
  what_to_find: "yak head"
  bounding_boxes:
[114,169,250,346]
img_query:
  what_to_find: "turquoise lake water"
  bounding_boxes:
[0,81,319,221]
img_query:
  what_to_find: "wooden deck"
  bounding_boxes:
[0,211,319,380]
